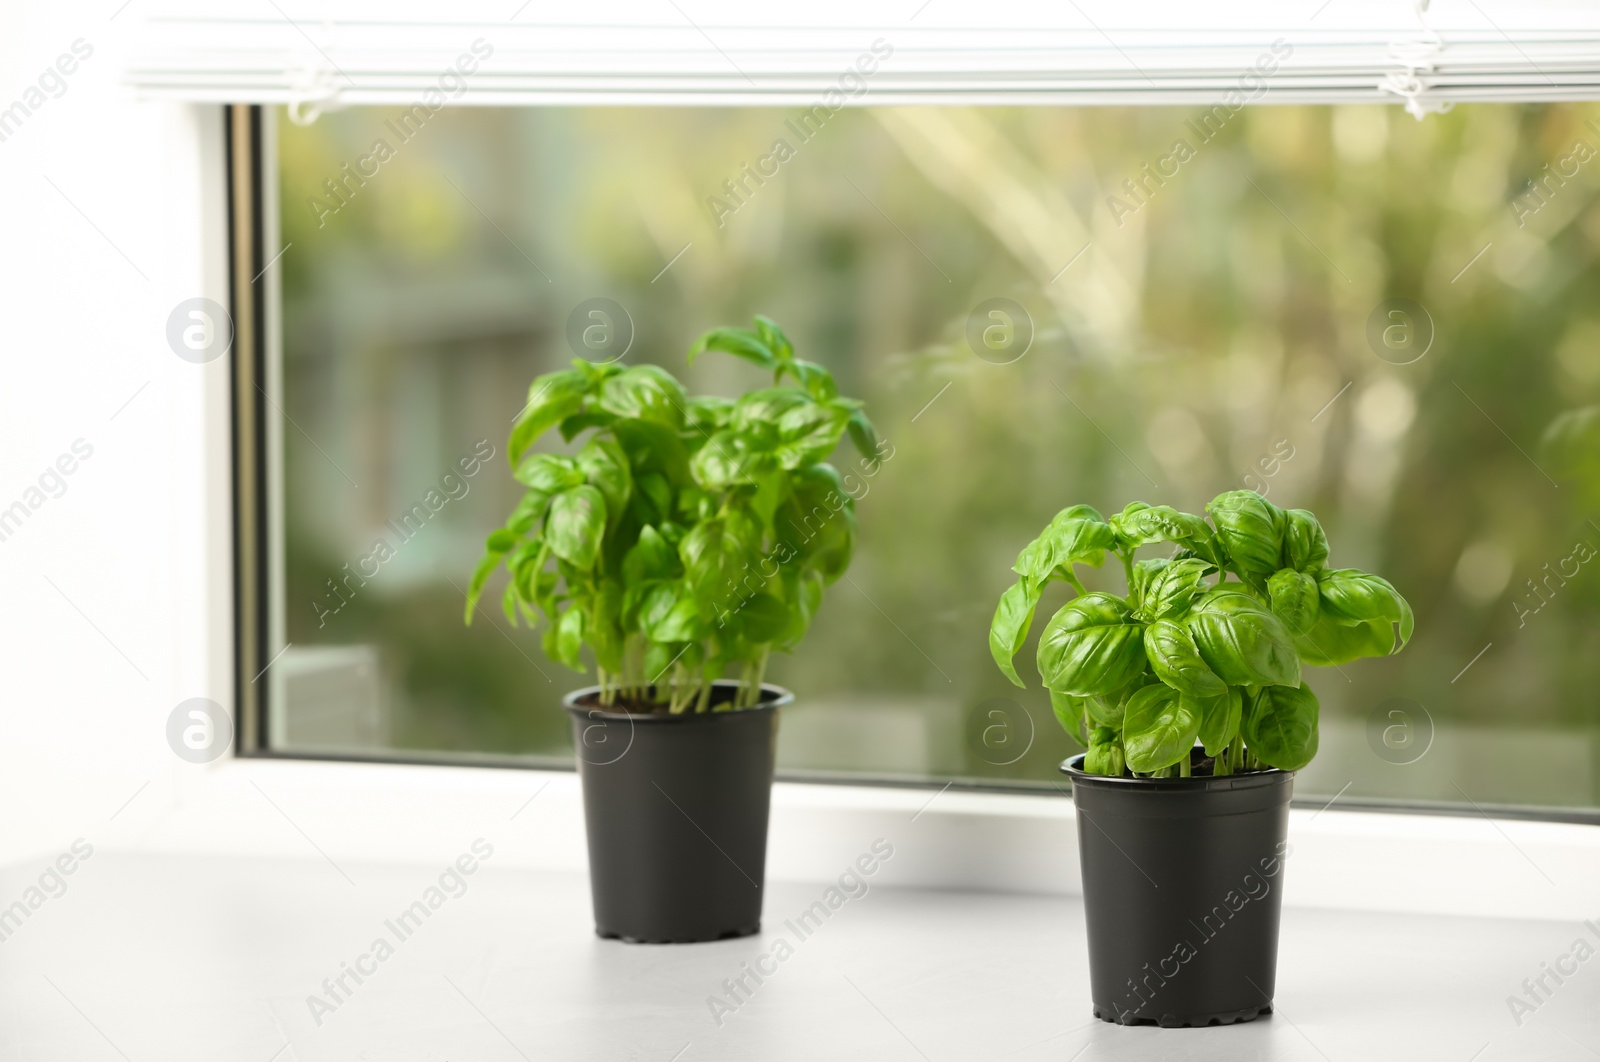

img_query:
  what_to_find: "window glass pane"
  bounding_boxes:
[271,103,1600,811]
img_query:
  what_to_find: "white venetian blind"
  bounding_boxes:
[125,0,1600,118]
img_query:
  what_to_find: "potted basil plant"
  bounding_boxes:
[990,492,1412,1025]
[467,317,882,943]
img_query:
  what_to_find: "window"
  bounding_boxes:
[232,95,1600,816]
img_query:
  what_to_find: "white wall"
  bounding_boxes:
[0,0,231,863]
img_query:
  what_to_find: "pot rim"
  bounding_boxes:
[1060,752,1293,792]
[562,678,793,723]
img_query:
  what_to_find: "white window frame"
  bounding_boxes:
[122,4,1600,920]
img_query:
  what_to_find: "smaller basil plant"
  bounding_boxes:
[990,492,1412,777]
[466,317,883,714]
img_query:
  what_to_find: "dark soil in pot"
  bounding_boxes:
[563,680,791,944]
[1061,748,1295,1028]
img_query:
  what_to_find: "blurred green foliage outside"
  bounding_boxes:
[274,102,1600,811]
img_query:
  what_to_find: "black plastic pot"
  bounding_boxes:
[563,680,790,944]
[1061,749,1295,1028]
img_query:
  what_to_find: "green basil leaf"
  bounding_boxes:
[1196,687,1242,757]
[1316,568,1414,652]
[557,409,616,442]
[507,369,588,466]
[640,582,704,643]
[733,387,812,433]
[685,394,735,433]
[642,639,678,687]
[1122,683,1201,774]
[1242,683,1320,771]
[753,315,794,361]
[545,486,607,570]
[1054,514,1118,569]
[575,437,631,523]
[506,534,544,579]
[687,327,777,369]
[1268,568,1321,635]
[1111,502,1210,550]
[1282,509,1330,572]
[1144,618,1227,698]
[787,359,838,400]
[774,400,850,469]
[679,516,752,603]
[1011,531,1059,581]
[505,489,551,534]
[676,487,712,525]
[1185,589,1301,687]
[598,365,686,428]
[1014,512,1116,579]
[637,470,672,511]
[653,519,687,547]
[1141,557,1214,620]
[1106,501,1148,545]
[776,568,825,650]
[1049,690,1088,744]
[513,453,584,493]
[783,464,856,582]
[573,359,625,385]
[621,577,660,626]
[511,541,553,614]
[613,418,691,482]
[1129,558,1167,612]
[725,506,763,553]
[1294,613,1393,665]
[727,592,789,645]
[846,407,881,461]
[690,430,770,489]
[554,605,586,670]
[628,471,672,526]
[1035,592,1147,697]
[622,525,679,585]
[1180,535,1227,568]
[483,528,519,553]
[1050,503,1106,529]
[749,468,790,527]
[1206,490,1286,579]
[989,577,1045,687]
[464,528,520,623]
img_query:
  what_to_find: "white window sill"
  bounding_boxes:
[4,841,1593,1060]
[116,755,1600,923]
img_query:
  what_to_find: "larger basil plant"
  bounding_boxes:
[990,492,1412,777]
[466,317,884,713]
